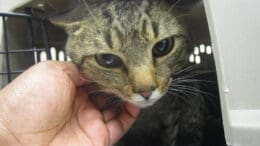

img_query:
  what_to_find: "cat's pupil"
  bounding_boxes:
[157,40,168,52]
[103,55,114,65]
[96,54,122,68]
[152,37,174,57]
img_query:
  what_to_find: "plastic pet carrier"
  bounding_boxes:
[1,0,259,146]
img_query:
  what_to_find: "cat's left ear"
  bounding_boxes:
[49,7,84,34]
[47,0,81,26]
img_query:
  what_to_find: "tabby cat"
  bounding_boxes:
[51,0,224,145]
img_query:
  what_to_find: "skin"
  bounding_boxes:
[0,61,140,146]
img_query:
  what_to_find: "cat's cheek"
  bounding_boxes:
[159,78,172,95]
[156,74,172,90]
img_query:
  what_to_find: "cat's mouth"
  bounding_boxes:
[129,89,163,108]
[95,87,164,108]
[89,78,172,108]
[127,79,172,108]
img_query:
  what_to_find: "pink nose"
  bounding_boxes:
[140,91,153,100]
[136,86,156,100]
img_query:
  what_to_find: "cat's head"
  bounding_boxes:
[51,0,196,108]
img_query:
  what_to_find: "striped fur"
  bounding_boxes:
[51,0,208,146]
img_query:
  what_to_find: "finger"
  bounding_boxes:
[102,105,122,122]
[102,109,117,122]
[77,89,103,122]
[106,103,140,145]
[76,89,108,146]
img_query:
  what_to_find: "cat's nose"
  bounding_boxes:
[138,87,156,100]
[140,91,153,100]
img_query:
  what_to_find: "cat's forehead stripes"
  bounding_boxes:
[101,0,161,50]
[102,20,125,50]
[151,22,159,38]
[103,31,113,49]
[140,15,160,40]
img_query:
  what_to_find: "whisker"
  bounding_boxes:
[80,0,101,27]
[172,83,217,98]
[167,0,183,13]
[173,64,201,76]
[168,89,201,105]
[169,84,219,109]
[173,79,216,84]
[173,13,193,19]
[172,70,215,81]
[170,84,214,97]
[166,90,193,106]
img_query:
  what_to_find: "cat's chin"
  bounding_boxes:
[132,99,158,108]
[129,89,163,108]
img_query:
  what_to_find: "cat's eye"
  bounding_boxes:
[95,54,122,68]
[152,37,175,57]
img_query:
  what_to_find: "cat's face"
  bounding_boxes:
[54,0,189,108]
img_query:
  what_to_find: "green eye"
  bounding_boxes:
[152,37,175,57]
[95,54,122,68]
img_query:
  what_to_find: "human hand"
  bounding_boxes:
[0,61,140,146]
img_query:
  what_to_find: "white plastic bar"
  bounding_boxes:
[204,0,260,145]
